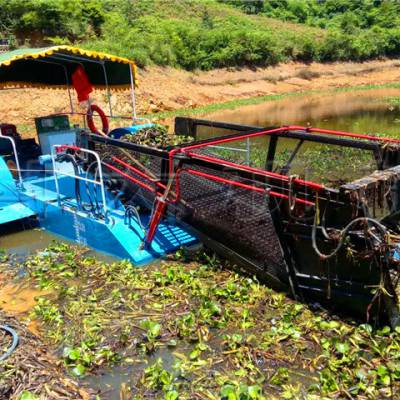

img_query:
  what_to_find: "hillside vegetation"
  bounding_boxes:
[1,0,400,70]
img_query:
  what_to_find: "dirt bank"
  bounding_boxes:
[1,59,400,136]
[140,59,400,112]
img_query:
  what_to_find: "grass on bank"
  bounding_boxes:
[146,82,400,120]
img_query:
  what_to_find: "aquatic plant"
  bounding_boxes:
[121,125,192,148]
[1,242,400,398]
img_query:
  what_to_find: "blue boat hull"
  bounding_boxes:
[0,157,198,264]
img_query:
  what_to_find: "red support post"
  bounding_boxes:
[144,197,167,246]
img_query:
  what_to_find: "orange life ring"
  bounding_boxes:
[86,104,109,135]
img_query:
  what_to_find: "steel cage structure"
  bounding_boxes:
[86,121,400,325]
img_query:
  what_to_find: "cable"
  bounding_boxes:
[56,153,82,207]
[125,205,146,234]
[56,152,104,218]
[312,215,388,260]
[82,160,102,218]
[89,161,101,215]
[0,325,19,361]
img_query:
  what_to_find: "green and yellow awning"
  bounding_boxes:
[0,45,138,89]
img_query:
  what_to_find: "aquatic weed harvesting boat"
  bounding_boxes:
[1,46,400,327]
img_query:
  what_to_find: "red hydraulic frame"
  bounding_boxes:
[96,125,400,245]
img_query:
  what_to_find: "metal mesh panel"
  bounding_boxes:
[171,164,289,284]
[193,135,378,188]
[95,143,160,207]
[94,138,289,285]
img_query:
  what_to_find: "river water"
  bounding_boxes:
[202,88,400,136]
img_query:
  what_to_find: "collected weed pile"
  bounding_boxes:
[0,243,399,399]
[0,311,93,400]
[119,125,192,148]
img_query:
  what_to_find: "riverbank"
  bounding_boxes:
[140,59,400,118]
[1,59,400,137]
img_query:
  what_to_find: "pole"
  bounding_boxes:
[102,62,113,118]
[129,64,137,122]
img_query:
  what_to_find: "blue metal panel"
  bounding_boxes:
[107,211,197,265]
[0,203,36,224]
[18,175,198,264]
[0,157,37,224]
[0,155,198,264]
[109,123,155,139]
[36,202,197,264]
[0,156,14,186]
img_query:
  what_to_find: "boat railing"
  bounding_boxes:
[207,137,251,165]
[56,112,151,129]
[0,135,23,187]
[51,145,108,220]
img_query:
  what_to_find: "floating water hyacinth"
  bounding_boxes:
[0,243,399,398]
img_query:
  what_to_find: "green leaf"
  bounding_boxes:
[377,365,388,376]
[63,347,82,361]
[197,342,208,351]
[380,374,391,386]
[220,384,237,400]
[234,368,247,377]
[335,342,350,354]
[72,363,86,376]
[209,301,221,315]
[150,322,161,337]
[69,348,82,361]
[140,319,162,338]
[320,320,340,330]
[379,326,391,336]
[248,385,262,399]
[232,333,243,343]
[189,349,200,360]
[165,390,179,400]
[20,392,40,400]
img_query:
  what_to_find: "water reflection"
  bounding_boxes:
[204,88,400,135]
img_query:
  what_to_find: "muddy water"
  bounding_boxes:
[85,343,193,398]
[0,227,117,262]
[0,230,115,334]
[0,228,60,258]
[0,280,51,336]
[0,283,50,314]
[202,88,400,136]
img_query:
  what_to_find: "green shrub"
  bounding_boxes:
[2,0,400,70]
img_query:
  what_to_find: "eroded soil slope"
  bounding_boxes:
[1,59,400,137]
